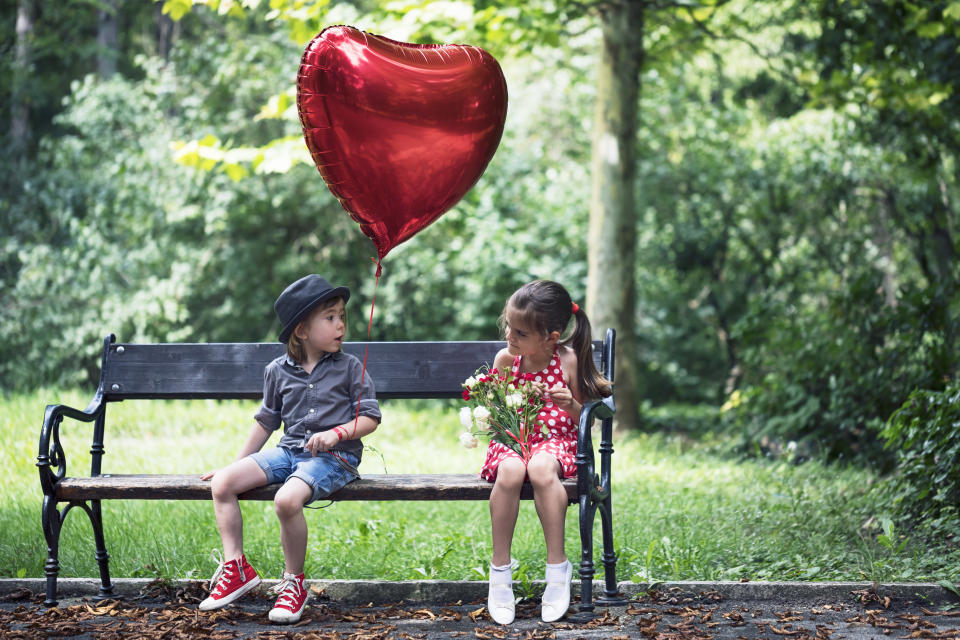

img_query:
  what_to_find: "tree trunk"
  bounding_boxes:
[98,0,120,78]
[587,0,644,430]
[156,1,177,61]
[11,0,35,152]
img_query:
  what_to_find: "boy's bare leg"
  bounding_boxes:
[210,458,268,560]
[274,478,313,574]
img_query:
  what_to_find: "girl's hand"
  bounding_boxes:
[305,430,339,456]
[201,469,218,481]
[546,385,580,414]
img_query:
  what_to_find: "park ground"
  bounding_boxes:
[1,578,959,639]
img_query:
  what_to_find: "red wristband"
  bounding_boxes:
[334,426,346,441]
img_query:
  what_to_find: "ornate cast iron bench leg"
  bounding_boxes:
[41,495,62,607]
[596,427,626,607]
[42,499,114,607]
[90,500,114,600]
[596,494,626,605]
[577,492,598,615]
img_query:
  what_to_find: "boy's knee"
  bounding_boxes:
[274,483,310,517]
[210,474,234,501]
[274,493,302,518]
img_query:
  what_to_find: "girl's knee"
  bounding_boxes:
[495,461,526,489]
[527,455,560,486]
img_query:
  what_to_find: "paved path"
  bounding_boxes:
[1,579,958,639]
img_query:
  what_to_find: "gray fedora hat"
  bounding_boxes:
[275,274,350,343]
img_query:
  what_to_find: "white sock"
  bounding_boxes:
[488,561,514,605]
[543,560,571,601]
[490,561,512,583]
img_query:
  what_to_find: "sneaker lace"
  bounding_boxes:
[208,549,237,595]
[269,573,304,609]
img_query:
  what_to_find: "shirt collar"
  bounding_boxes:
[283,350,340,372]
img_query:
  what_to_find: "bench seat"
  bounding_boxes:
[56,473,579,502]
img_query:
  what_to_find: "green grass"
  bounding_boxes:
[3,389,958,584]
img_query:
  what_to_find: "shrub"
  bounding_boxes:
[880,381,960,528]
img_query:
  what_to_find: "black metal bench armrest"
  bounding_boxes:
[575,396,616,501]
[38,394,105,495]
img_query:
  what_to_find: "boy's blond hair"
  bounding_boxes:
[285,297,345,364]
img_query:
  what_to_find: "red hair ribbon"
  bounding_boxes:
[571,301,580,314]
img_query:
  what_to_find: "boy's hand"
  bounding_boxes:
[200,469,217,481]
[305,430,340,456]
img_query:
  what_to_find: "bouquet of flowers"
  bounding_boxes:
[458,365,548,463]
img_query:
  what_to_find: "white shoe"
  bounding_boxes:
[487,560,516,625]
[541,560,572,622]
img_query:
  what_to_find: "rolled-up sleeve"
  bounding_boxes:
[253,363,283,431]
[351,360,381,422]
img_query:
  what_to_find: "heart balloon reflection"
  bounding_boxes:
[296,26,508,259]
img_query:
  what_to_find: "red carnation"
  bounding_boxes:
[462,389,471,401]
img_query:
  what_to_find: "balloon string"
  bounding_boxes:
[351,257,382,437]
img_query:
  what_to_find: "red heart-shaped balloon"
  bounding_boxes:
[297,26,508,260]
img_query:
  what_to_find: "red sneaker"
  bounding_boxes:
[268,572,308,623]
[198,550,261,611]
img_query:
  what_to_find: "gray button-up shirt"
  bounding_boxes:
[254,351,381,460]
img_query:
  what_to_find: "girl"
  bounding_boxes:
[481,280,611,625]
[198,274,381,624]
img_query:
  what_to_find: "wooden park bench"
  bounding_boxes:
[38,331,623,613]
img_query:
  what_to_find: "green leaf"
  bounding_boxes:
[162,0,193,21]
[915,22,946,38]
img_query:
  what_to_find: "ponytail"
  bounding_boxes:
[562,306,612,399]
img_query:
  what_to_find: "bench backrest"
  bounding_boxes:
[98,333,614,401]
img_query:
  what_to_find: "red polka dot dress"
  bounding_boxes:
[479,349,578,482]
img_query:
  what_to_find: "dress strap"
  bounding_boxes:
[553,347,569,387]
[511,355,522,376]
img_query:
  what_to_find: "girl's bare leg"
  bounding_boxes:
[527,452,568,564]
[489,457,526,567]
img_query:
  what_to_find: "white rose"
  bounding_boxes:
[459,431,479,449]
[473,406,491,424]
[459,407,474,428]
[506,393,523,408]
[463,376,478,388]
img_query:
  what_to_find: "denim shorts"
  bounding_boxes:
[250,446,360,505]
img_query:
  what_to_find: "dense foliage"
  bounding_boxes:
[880,382,960,530]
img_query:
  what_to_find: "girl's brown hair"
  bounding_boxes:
[285,297,345,364]
[500,280,612,399]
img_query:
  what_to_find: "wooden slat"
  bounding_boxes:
[100,341,604,400]
[55,474,578,502]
